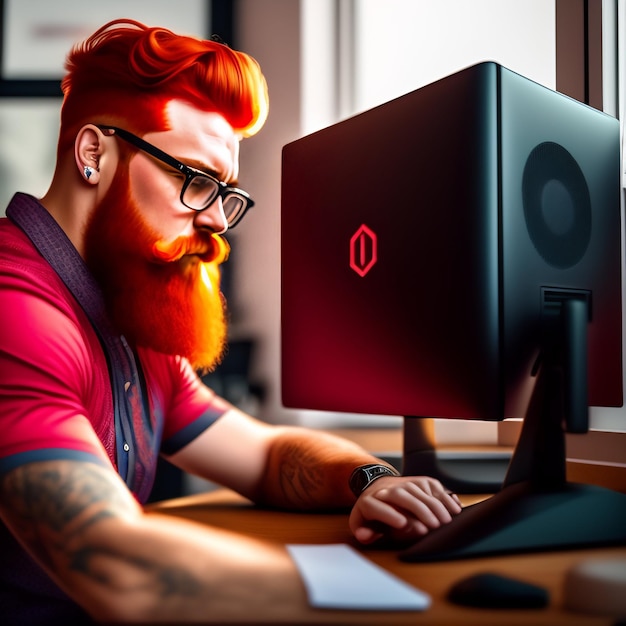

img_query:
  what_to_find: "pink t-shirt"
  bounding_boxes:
[0,208,226,499]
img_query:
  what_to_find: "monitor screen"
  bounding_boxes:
[281,62,626,560]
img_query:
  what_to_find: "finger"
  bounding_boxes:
[444,490,463,512]
[356,492,409,530]
[398,517,434,538]
[408,479,463,515]
[354,514,431,545]
[380,481,462,529]
[374,484,449,529]
[430,486,463,514]
[353,522,385,545]
[349,506,401,545]
[405,476,445,494]
[368,485,444,530]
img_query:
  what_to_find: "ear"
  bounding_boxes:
[74,124,105,185]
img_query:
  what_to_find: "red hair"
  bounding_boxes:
[58,19,268,151]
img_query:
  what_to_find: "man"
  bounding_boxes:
[0,20,461,623]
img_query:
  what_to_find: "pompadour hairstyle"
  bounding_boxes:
[58,19,268,151]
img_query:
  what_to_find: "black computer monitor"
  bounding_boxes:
[281,62,626,560]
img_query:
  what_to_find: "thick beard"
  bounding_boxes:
[83,169,230,372]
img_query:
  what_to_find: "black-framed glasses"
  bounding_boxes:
[97,125,254,228]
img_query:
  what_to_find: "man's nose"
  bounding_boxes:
[193,196,228,234]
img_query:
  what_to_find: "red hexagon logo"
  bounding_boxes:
[350,224,377,277]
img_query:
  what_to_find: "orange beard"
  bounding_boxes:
[84,169,230,372]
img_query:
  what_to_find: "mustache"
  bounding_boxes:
[151,233,230,264]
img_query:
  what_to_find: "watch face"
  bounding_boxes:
[367,466,384,479]
[350,464,397,496]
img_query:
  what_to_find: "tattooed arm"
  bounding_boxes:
[256,424,462,543]
[169,407,462,543]
[168,406,383,510]
[0,459,305,623]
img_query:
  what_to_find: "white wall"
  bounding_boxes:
[0,100,60,212]
[233,0,304,424]
[351,0,555,112]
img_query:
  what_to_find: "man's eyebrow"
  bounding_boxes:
[179,157,239,186]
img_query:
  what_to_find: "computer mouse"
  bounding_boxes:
[447,572,549,609]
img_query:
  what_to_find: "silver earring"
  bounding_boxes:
[84,166,96,180]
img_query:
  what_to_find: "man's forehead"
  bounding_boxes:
[164,99,237,145]
[153,99,239,179]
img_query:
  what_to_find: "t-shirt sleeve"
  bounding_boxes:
[144,352,230,456]
[0,265,113,477]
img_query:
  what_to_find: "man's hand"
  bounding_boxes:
[348,476,462,545]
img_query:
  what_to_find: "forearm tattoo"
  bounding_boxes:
[273,439,325,508]
[1,462,127,567]
[0,461,200,602]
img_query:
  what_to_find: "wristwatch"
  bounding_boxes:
[349,463,400,497]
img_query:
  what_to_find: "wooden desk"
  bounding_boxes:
[149,489,625,625]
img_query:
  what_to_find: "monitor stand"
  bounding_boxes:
[400,299,626,562]
[394,417,511,494]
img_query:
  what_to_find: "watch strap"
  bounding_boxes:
[349,463,400,497]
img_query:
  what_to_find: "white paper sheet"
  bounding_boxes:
[287,544,431,611]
